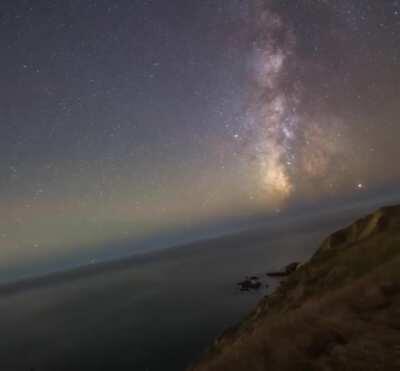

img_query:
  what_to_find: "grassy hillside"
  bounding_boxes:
[189,205,400,371]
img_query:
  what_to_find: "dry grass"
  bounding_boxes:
[189,207,400,371]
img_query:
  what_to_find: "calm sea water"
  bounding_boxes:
[0,213,357,371]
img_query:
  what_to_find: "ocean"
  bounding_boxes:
[0,210,362,371]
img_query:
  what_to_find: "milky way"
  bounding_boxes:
[247,4,298,203]
[241,1,365,205]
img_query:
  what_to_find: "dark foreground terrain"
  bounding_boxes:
[190,205,400,371]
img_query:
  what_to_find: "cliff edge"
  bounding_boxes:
[189,205,400,371]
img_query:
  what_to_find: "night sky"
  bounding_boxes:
[1,0,400,280]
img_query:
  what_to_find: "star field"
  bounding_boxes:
[0,0,400,280]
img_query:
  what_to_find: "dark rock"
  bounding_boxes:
[285,262,300,274]
[266,271,288,278]
[267,262,300,277]
[238,278,262,291]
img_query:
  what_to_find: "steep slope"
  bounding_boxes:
[189,205,400,371]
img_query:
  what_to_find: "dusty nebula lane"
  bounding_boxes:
[237,0,389,206]
[247,5,298,202]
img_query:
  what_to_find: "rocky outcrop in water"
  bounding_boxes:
[266,262,300,277]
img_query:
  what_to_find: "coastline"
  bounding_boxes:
[190,206,400,371]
